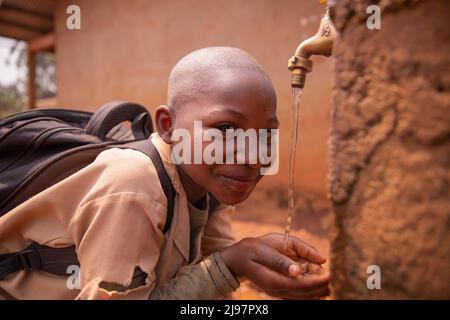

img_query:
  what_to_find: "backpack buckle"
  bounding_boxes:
[15,250,41,271]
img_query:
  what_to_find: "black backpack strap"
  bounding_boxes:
[122,138,175,234]
[85,101,152,140]
[0,139,175,280]
[148,139,175,234]
[0,243,78,280]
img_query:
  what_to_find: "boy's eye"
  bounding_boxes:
[215,124,236,133]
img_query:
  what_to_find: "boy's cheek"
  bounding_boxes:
[211,174,261,205]
[181,163,219,192]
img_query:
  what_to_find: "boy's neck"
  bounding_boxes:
[176,166,207,204]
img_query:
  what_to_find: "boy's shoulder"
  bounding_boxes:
[79,146,166,203]
[94,146,158,182]
[96,146,151,166]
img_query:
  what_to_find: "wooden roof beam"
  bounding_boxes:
[0,20,42,40]
[0,7,53,32]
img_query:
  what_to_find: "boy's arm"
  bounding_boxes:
[153,235,330,300]
[201,204,236,256]
[149,252,239,300]
[72,191,238,300]
[70,192,167,299]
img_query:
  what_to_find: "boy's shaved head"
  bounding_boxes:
[168,46,275,113]
[157,46,278,205]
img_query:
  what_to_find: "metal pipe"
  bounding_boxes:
[288,6,337,88]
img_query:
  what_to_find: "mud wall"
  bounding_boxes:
[329,0,450,299]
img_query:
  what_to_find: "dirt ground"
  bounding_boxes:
[229,186,332,299]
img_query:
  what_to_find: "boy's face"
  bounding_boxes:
[170,69,278,205]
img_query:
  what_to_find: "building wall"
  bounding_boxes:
[53,0,333,194]
[330,0,450,298]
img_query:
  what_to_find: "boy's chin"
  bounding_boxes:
[213,190,251,206]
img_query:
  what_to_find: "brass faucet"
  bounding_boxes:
[288,6,337,88]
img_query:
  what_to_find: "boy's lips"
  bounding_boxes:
[219,174,258,192]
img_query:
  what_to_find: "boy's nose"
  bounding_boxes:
[247,161,261,169]
[243,142,262,168]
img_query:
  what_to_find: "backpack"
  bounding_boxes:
[0,101,178,280]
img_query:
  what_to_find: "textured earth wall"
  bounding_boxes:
[329,0,450,299]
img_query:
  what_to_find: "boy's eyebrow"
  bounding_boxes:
[209,107,279,126]
[206,107,248,121]
[222,108,247,119]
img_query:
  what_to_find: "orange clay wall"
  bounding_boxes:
[53,0,333,196]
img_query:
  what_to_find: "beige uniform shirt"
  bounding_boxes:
[0,133,239,299]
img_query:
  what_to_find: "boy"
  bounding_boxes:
[0,47,329,299]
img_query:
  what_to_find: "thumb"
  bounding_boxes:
[254,242,300,278]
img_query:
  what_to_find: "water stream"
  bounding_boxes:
[284,87,303,255]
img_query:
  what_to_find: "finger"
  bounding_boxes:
[248,260,303,292]
[296,237,319,252]
[252,242,300,277]
[257,233,285,252]
[282,278,330,298]
[257,234,324,263]
[248,260,330,294]
[295,269,330,289]
[290,237,327,264]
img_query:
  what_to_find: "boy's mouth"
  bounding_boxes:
[218,174,258,192]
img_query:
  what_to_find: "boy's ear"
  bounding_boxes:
[155,105,173,144]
